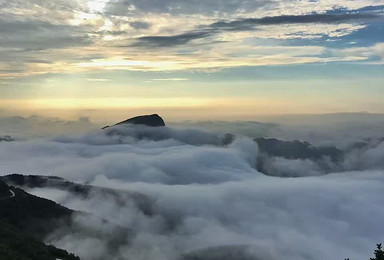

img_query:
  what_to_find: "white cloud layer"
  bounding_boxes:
[1,122,384,260]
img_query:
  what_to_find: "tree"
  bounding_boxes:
[370,244,384,260]
[345,243,384,260]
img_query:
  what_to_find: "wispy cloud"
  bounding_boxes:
[130,31,212,48]
[210,13,382,30]
[150,78,190,81]
[86,78,111,82]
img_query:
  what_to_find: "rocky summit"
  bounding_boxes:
[103,114,166,129]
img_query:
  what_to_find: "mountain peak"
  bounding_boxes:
[103,114,166,129]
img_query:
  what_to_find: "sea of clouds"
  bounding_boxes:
[1,120,384,260]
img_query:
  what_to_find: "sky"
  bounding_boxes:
[0,0,384,121]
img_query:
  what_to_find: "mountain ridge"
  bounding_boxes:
[102,114,166,129]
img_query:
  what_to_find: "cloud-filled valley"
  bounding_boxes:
[1,0,384,258]
[1,116,384,260]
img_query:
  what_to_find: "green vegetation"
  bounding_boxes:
[0,220,79,260]
[0,180,10,197]
[370,244,384,260]
[0,185,73,239]
[0,180,80,260]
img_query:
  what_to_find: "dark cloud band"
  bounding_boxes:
[131,12,382,47]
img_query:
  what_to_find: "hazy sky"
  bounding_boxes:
[0,0,383,121]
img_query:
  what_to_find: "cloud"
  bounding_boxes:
[103,0,273,16]
[0,115,100,138]
[131,31,212,47]
[86,78,111,82]
[0,0,382,78]
[131,12,381,48]
[26,169,384,260]
[342,141,384,170]
[130,21,152,30]
[210,13,381,31]
[338,42,384,63]
[0,0,84,22]
[171,113,384,148]
[150,78,189,81]
[0,19,91,50]
[1,122,384,260]
[0,17,94,78]
[260,157,324,177]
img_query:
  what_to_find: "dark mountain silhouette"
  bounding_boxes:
[255,137,342,161]
[216,132,342,162]
[0,180,73,239]
[0,180,11,197]
[0,176,139,260]
[2,174,154,217]
[0,220,79,260]
[0,135,14,142]
[1,174,191,239]
[102,114,166,129]
[100,114,342,163]
[0,180,80,260]
[0,221,80,260]
[254,138,343,176]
